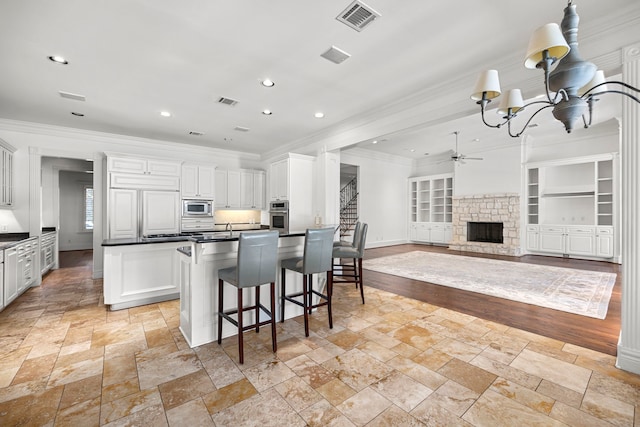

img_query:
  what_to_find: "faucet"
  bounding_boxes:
[225,222,233,237]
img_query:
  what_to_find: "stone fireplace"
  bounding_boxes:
[449,193,521,256]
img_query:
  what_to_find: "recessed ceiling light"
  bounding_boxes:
[48,55,68,64]
[371,140,378,144]
[410,149,416,152]
[71,112,84,117]
[160,111,171,117]
[314,112,325,118]
[262,109,273,115]
[261,79,275,87]
[473,138,480,142]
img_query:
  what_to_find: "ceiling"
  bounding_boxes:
[1,0,638,160]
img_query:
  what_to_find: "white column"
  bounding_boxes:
[314,147,341,227]
[617,42,640,374]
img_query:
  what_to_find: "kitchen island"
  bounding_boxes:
[178,228,335,348]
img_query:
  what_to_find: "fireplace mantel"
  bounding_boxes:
[449,193,521,256]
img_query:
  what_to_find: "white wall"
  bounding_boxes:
[58,171,93,251]
[340,148,412,247]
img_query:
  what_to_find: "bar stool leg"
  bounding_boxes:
[255,285,260,333]
[237,288,244,364]
[280,268,286,323]
[358,258,365,304]
[308,274,313,315]
[327,271,333,329]
[217,279,224,344]
[270,282,277,352]
[302,274,309,337]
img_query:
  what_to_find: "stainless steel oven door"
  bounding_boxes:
[269,211,289,234]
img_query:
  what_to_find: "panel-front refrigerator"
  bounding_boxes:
[108,189,180,239]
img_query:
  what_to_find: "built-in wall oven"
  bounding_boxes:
[269,200,289,234]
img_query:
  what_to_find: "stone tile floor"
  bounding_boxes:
[0,263,639,426]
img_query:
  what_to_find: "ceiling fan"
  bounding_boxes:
[448,131,483,164]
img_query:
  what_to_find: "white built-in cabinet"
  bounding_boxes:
[40,231,57,275]
[0,138,15,207]
[106,155,181,239]
[108,156,181,176]
[268,154,314,230]
[525,154,617,260]
[270,159,289,201]
[215,169,265,210]
[3,237,38,308]
[408,174,453,244]
[181,164,215,199]
[240,170,265,209]
[215,169,242,209]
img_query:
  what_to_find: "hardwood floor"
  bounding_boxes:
[361,244,621,356]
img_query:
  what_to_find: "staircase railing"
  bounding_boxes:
[339,177,358,238]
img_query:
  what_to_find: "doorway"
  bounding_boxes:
[41,157,94,273]
[339,163,359,239]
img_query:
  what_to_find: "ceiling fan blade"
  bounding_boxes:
[465,157,484,160]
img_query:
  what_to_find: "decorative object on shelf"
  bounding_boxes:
[470,0,640,137]
[445,131,483,164]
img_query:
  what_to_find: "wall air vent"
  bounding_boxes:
[336,0,381,32]
[188,131,204,136]
[320,45,351,64]
[234,126,250,132]
[217,96,238,106]
[59,91,86,101]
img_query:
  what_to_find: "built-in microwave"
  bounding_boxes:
[182,199,213,217]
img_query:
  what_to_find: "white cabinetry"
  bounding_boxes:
[408,174,453,244]
[240,170,265,209]
[215,169,242,209]
[4,247,17,306]
[108,156,181,176]
[0,256,3,312]
[107,155,181,239]
[3,237,38,307]
[181,164,215,199]
[270,159,289,201]
[40,231,57,275]
[0,138,15,207]
[268,154,314,231]
[525,154,617,260]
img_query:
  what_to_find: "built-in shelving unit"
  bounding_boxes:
[525,153,617,260]
[408,173,454,245]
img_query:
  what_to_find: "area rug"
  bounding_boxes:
[362,251,616,319]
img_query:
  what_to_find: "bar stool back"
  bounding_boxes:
[332,222,368,304]
[280,227,335,337]
[334,221,361,248]
[217,230,279,364]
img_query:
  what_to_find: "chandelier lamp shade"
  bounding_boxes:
[471,0,640,138]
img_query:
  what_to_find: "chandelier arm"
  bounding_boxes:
[581,81,640,99]
[507,104,556,138]
[479,101,506,129]
[583,89,640,104]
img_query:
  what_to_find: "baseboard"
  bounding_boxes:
[365,239,408,249]
[616,343,640,375]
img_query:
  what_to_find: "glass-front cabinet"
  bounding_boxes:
[408,173,453,245]
[525,154,617,260]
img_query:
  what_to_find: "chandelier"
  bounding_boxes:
[470,0,640,138]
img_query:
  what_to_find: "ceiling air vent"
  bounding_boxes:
[320,45,351,64]
[336,0,381,32]
[59,91,86,101]
[217,96,238,106]
[188,131,204,136]
[234,126,250,132]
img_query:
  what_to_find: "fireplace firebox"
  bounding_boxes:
[467,222,504,244]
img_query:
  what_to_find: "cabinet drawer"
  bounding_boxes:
[596,227,613,235]
[566,226,595,234]
[540,226,564,233]
[526,225,539,232]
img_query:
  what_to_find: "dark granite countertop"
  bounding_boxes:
[0,233,34,250]
[103,226,338,247]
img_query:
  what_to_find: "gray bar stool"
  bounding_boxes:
[334,221,361,248]
[332,222,368,304]
[280,227,335,337]
[217,230,279,364]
